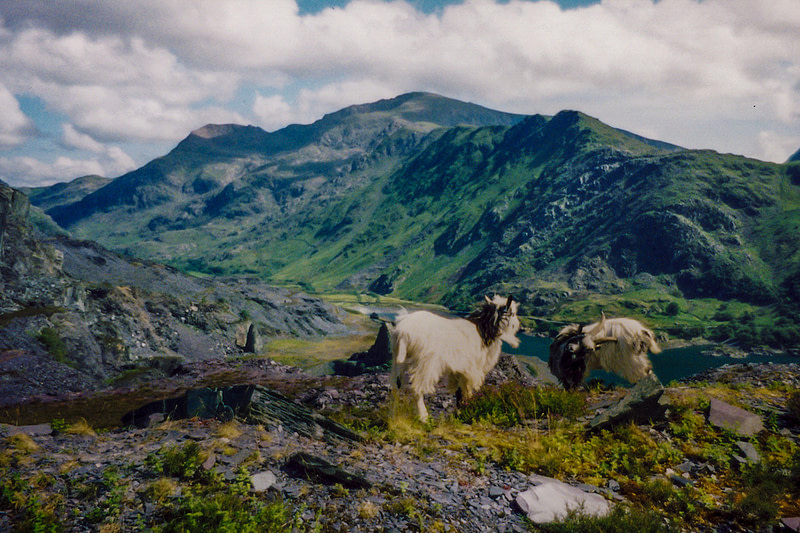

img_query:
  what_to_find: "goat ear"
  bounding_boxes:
[484,295,493,305]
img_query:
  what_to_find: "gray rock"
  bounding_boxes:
[588,373,667,431]
[4,423,52,436]
[285,452,371,489]
[251,470,278,492]
[707,398,764,436]
[202,453,217,471]
[782,517,800,532]
[489,486,506,499]
[735,441,760,464]
[669,474,693,488]
[515,476,611,524]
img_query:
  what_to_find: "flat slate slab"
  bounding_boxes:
[515,474,611,523]
[588,373,667,431]
[707,398,764,436]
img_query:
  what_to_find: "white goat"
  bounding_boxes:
[391,295,521,422]
[549,313,661,390]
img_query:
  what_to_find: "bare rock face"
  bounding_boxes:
[0,183,350,406]
[1,185,67,309]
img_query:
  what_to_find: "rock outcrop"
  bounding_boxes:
[0,182,349,405]
[332,322,392,376]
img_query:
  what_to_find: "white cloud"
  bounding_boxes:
[0,83,35,147]
[62,124,105,153]
[0,156,104,187]
[1,0,799,178]
[253,94,296,131]
[0,132,137,187]
[0,27,243,143]
[758,130,800,164]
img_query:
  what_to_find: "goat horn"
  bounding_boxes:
[594,336,617,344]
[505,295,513,308]
[585,312,607,336]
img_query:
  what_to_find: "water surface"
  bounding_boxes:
[507,334,796,385]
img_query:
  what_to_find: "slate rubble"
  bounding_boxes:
[1,360,799,531]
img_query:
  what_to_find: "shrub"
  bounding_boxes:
[456,382,584,427]
[156,492,288,533]
[160,441,207,481]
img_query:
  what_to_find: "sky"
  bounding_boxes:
[0,0,798,188]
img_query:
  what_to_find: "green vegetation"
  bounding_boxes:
[529,505,677,533]
[456,383,584,427]
[365,381,800,531]
[35,327,75,368]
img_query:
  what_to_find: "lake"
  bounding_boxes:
[506,334,797,385]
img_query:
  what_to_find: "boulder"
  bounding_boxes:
[515,474,611,523]
[707,398,764,436]
[588,373,668,431]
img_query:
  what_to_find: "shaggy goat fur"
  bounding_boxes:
[549,313,661,390]
[391,295,521,422]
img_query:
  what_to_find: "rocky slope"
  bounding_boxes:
[1,358,798,532]
[0,182,349,404]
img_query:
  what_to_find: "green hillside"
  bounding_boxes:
[33,94,800,348]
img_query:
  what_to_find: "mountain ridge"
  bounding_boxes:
[28,93,800,347]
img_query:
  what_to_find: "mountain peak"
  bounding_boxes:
[319,92,526,129]
[190,124,248,139]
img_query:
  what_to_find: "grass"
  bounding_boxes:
[263,331,378,373]
[64,418,96,436]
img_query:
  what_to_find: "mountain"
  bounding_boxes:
[45,92,526,227]
[788,147,800,163]
[20,174,112,212]
[31,93,800,347]
[0,181,347,403]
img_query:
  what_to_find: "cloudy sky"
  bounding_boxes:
[1,0,798,188]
